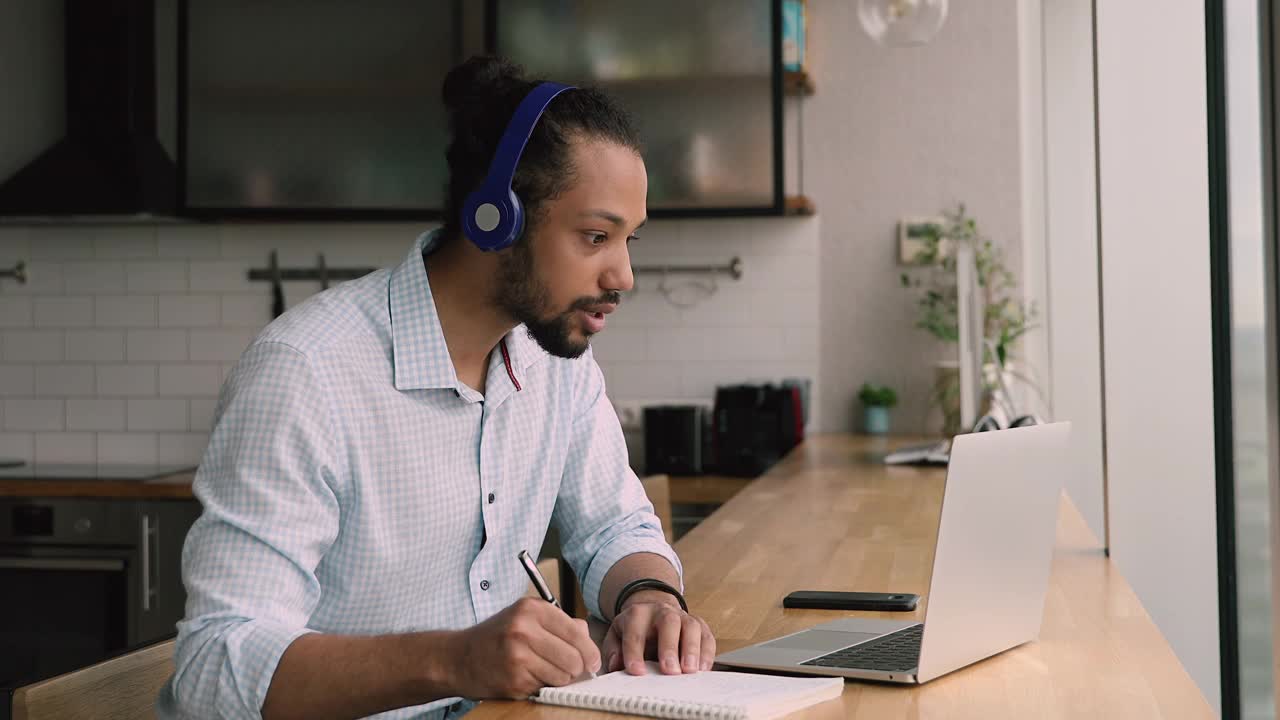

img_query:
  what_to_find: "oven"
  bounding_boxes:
[0,497,200,690]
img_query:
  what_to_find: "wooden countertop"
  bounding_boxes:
[0,471,196,499]
[472,434,1214,719]
[666,473,753,505]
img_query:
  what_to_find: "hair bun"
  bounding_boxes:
[442,55,526,112]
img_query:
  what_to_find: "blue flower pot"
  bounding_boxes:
[864,405,891,435]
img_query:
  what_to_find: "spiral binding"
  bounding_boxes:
[538,687,745,720]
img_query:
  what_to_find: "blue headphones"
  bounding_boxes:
[462,81,576,252]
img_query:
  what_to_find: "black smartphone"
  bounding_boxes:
[783,590,920,612]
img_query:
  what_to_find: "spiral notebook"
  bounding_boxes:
[533,662,844,720]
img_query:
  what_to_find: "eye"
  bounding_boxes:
[627,234,640,244]
[586,232,608,245]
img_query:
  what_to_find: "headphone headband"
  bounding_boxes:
[462,81,576,252]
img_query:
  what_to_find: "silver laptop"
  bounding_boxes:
[715,422,1072,684]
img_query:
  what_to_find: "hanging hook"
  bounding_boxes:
[0,260,26,284]
[269,250,285,319]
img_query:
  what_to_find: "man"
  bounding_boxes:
[158,56,716,719]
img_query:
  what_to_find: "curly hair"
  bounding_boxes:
[440,55,643,245]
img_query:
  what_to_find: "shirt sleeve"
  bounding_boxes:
[551,350,683,621]
[159,341,342,719]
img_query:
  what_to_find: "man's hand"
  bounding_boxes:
[601,591,716,675]
[447,597,602,699]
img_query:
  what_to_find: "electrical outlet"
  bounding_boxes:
[613,400,645,431]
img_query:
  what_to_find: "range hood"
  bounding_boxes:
[0,0,177,219]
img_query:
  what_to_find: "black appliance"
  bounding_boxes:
[0,0,178,217]
[0,464,199,695]
[643,405,709,475]
[712,384,804,477]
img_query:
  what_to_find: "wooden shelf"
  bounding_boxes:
[785,194,816,216]
[784,70,815,96]
[600,73,770,90]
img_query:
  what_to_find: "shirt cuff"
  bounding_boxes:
[220,621,317,715]
[581,534,684,621]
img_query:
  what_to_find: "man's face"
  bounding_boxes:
[494,137,647,359]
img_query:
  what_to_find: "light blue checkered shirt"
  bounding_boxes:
[157,230,681,719]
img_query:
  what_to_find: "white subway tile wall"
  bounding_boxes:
[97,432,157,464]
[66,398,126,431]
[0,218,820,465]
[96,296,158,326]
[63,261,126,294]
[126,398,188,432]
[0,296,32,327]
[34,432,95,463]
[0,365,35,395]
[66,330,126,362]
[158,296,220,327]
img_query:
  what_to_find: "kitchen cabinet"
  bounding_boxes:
[488,0,784,216]
[180,0,464,219]
[0,471,199,692]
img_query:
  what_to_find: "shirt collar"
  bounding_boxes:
[388,229,456,391]
[388,229,547,393]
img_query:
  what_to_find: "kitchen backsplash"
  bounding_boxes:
[0,218,819,466]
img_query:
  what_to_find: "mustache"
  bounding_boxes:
[570,291,622,311]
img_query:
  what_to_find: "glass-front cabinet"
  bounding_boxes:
[179,1,783,218]
[181,0,458,217]
[489,0,783,216]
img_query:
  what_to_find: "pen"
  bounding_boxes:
[518,549,596,679]
[518,549,560,608]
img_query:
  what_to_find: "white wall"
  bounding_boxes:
[1016,0,1052,426]
[0,219,820,466]
[1039,0,1107,545]
[805,0,1025,433]
[1095,1,1221,711]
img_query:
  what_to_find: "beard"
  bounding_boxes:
[493,240,620,359]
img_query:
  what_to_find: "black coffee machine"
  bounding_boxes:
[711,383,805,477]
[643,405,709,475]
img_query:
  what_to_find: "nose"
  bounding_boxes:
[602,242,634,294]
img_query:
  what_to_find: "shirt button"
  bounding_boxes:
[480,580,490,591]
[488,492,496,504]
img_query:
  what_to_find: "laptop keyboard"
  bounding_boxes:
[799,624,923,673]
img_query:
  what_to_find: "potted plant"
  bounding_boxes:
[858,383,898,435]
[900,204,1040,434]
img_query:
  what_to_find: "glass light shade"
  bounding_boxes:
[858,0,949,47]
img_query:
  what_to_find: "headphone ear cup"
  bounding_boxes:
[463,189,522,252]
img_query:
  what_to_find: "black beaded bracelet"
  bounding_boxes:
[614,578,688,619]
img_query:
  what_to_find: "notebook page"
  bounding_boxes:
[536,662,844,718]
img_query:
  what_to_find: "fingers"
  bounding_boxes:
[508,600,601,686]
[601,625,623,673]
[620,604,652,675]
[678,613,702,673]
[566,618,603,676]
[520,643,580,691]
[508,613,582,681]
[699,617,717,671]
[529,599,599,671]
[527,599,601,675]
[609,602,719,676]
[655,608,683,674]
